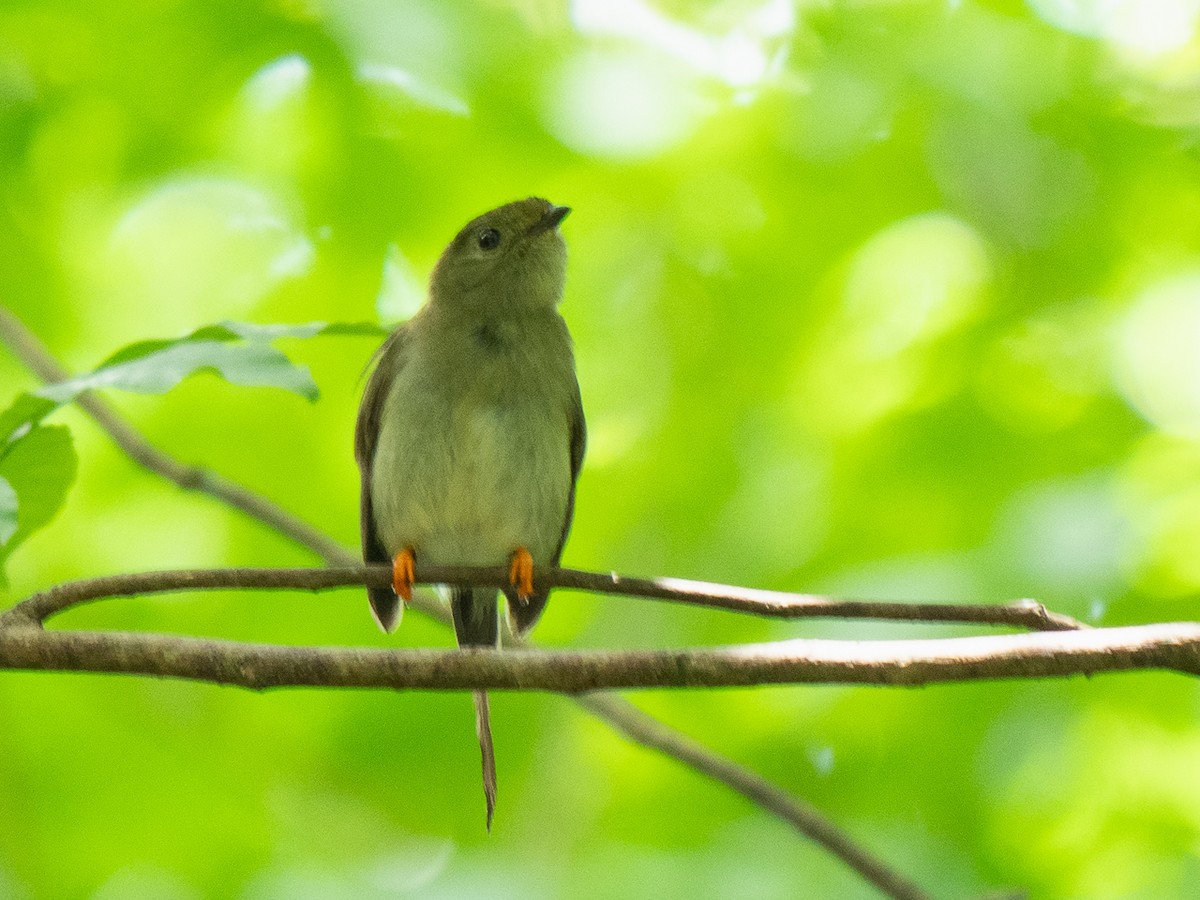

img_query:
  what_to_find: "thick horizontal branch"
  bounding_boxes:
[0,623,1196,690]
[1,564,1084,632]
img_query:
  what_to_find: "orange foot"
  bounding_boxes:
[392,547,416,603]
[509,547,534,603]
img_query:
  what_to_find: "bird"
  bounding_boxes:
[355,197,586,829]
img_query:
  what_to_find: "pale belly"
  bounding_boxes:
[370,383,571,568]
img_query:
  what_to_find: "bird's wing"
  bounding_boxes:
[508,377,586,635]
[356,325,410,632]
[561,377,588,557]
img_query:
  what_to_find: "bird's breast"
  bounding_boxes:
[370,329,573,568]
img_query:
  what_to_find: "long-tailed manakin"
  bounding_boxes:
[355,197,586,829]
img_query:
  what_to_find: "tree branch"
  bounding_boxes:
[1,600,1196,690]
[14,566,1183,692]
[1,564,1085,632]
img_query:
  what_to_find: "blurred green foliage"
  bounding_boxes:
[3,0,1200,897]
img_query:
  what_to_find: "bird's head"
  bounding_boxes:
[429,197,570,312]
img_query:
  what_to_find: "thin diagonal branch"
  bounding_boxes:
[1,564,1085,631]
[576,693,931,900]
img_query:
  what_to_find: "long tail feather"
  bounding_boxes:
[453,587,499,829]
[473,689,497,830]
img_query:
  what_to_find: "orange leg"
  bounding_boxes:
[509,547,534,603]
[392,546,416,603]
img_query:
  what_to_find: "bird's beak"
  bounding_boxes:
[528,205,571,236]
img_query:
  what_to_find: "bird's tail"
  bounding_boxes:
[473,689,497,830]
[368,586,401,633]
[452,587,499,830]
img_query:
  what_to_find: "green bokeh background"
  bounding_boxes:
[3,0,1200,897]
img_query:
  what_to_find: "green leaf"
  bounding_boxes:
[0,319,384,568]
[0,475,17,547]
[98,321,387,363]
[39,320,387,405]
[0,425,77,567]
[0,320,385,459]
[205,320,388,341]
[38,340,321,404]
[0,393,57,447]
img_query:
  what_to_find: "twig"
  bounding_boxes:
[1,565,1085,631]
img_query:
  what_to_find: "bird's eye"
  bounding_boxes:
[478,228,501,251]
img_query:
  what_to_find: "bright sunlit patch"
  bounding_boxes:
[545,51,701,160]
[843,212,991,356]
[109,177,314,326]
[366,841,456,892]
[1030,0,1200,58]
[376,243,426,323]
[552,0,795,156]
[357,62,469,116]
[1118,435,1200,595]
[806,744,835,776]
[796,213,992,434]
[989,474,1129,601]
[224,54,325,181]
[242,54,311,111]
[323,0,458,91]
[569,0,793,90]
[714,31,768,87]
[1114,270,1200,435]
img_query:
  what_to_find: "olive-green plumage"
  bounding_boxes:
[354,197,586,828]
